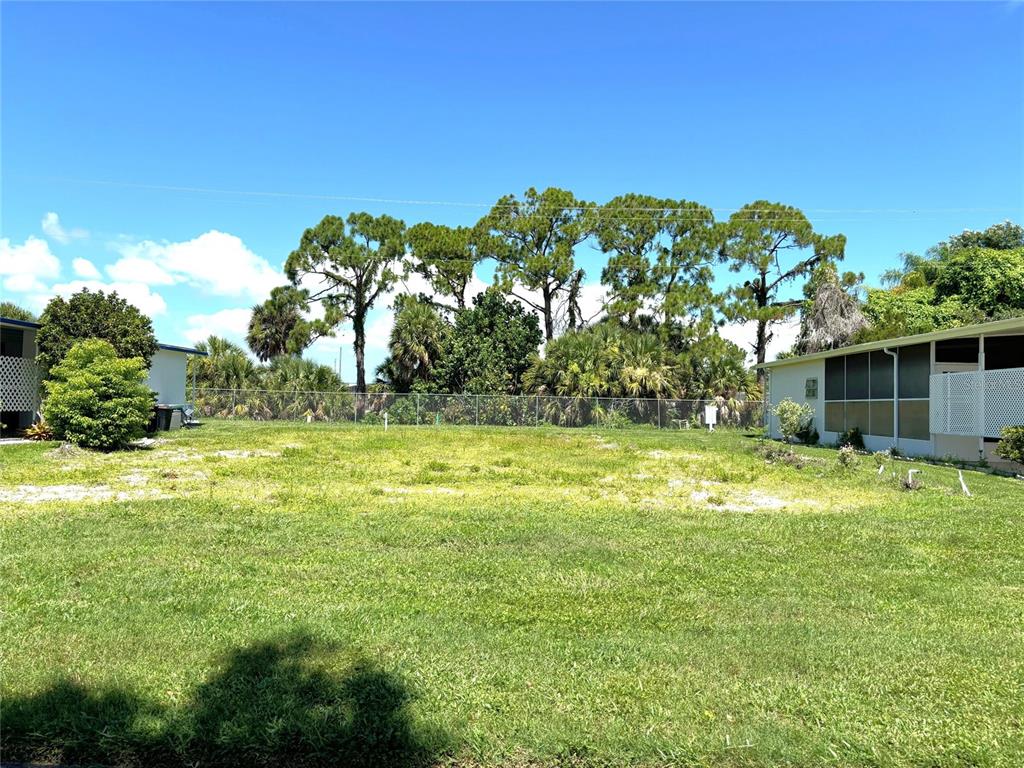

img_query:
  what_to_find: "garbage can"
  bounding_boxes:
[153,405,174,431]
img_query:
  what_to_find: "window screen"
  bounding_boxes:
[0,327,24,357]
[825,357,845,401]
[869,401,894,437]
[825,402,845,433]
[899,400,931,440]
[805,378,818,399]
[845,353,869,400]
[935,338,979,364]
[898,344,930,399]
[846,401,869,434]
[984,336,1024,370]
[869,350,894,399]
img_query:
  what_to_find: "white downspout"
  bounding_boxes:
[884,348,898,451]
[978,335,986,459]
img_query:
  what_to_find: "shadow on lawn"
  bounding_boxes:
[2,632,447,767]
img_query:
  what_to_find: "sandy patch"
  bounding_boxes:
[213,449,280,459]
[0,484,165,504]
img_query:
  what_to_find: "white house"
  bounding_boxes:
[0,316,206,434]
[761,317,1024,462]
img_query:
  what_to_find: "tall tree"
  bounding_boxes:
[35,289,158,376]
[720,201,846,385]
[406,222,490,311]
[595,195,718,330]
[246,286,328,362]
[483,187,595,341]
[285,213,405,392]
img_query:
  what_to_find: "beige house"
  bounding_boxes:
[761,317,1024,462]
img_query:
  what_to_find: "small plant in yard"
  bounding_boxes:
[837,427,865,450]
[995,426,1024,464]
[837,444,858,469]
[23,420,54,441]
[755,440,806,469]
[772,398,815,444]
[42,339,154,450]
[873,451,888,471]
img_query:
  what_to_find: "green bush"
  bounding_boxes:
[773,398,815,443]
[838,426,865,449]
[994,426,1024,465]
[43,340,154,450]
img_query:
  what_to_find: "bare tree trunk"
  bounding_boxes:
[354,314,366,393]
[542,285,554,342]
[755,319,768,392]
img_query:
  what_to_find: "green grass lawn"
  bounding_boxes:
[2,421,1022,767]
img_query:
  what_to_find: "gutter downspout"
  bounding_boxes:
[884,348,898,451]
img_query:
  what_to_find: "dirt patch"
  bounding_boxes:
[213,449,281,459]
[0,484,166,504]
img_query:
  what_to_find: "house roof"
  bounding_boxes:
[758,316,1024,370]
[0,316,207,356]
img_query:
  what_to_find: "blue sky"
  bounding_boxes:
[2,2,1022,379]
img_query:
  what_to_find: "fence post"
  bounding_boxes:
[476,394,480,426]
[657,399,662,429]
[354,395,358,424]
[535,396,540,426]
[231,389,236,415]
[416,394,420,425]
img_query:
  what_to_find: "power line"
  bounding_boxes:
[25,175,1020,220]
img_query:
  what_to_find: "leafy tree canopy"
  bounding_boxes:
[484,187,595,341]
[0,301,36,322]
[932,247,1024,317]
[433,289,542,395]
[406,223,495,311]
[36,290,158,375]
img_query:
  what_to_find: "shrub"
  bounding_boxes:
[873,451,888,469]
[24,420,54,441]
[773,398,815,443]
[42,340,154,450]
[995,426,1024,465]
[837,445,858,469]
[837,427,865,450]
[755,441,806,469]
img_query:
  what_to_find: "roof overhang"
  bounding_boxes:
[758,316,1024,370]
[1,317,208,356]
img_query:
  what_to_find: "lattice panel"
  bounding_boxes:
[984,367,1024,437]
[0,355,41,411]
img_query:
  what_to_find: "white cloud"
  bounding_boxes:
[183,307,253,346]
[0,236,61,293]
[41,212,88,244]
[106,256,175,285]
[72,257,101,280]
[31,280,168,318]
[115,231,281,300]
[719,319,801,365]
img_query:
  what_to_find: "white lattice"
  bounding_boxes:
[984,367,1024,436]
[930,367,1024,437]
[0,355,40,411]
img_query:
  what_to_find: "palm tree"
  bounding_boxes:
[247,286,325,362]
[376,296,448,392]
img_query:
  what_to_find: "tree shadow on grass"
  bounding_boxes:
[2,632,448,767]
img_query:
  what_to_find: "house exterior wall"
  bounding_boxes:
[146,349,188,404]
[767,359,826,442]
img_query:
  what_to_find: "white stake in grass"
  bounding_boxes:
[384,411,389,432]
[958,470,972,497]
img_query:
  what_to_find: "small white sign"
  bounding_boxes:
[704,405,718,431]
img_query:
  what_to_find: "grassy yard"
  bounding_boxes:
[1,421,1022,767]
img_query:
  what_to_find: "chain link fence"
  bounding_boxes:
[188,387,765,430]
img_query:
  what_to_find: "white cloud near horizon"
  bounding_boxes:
[28,279,168,318]
[113,231,281,300]
[183,307,254,347]
[0,236,62,295]
[718,318,801,365]
[41,212,88,244]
